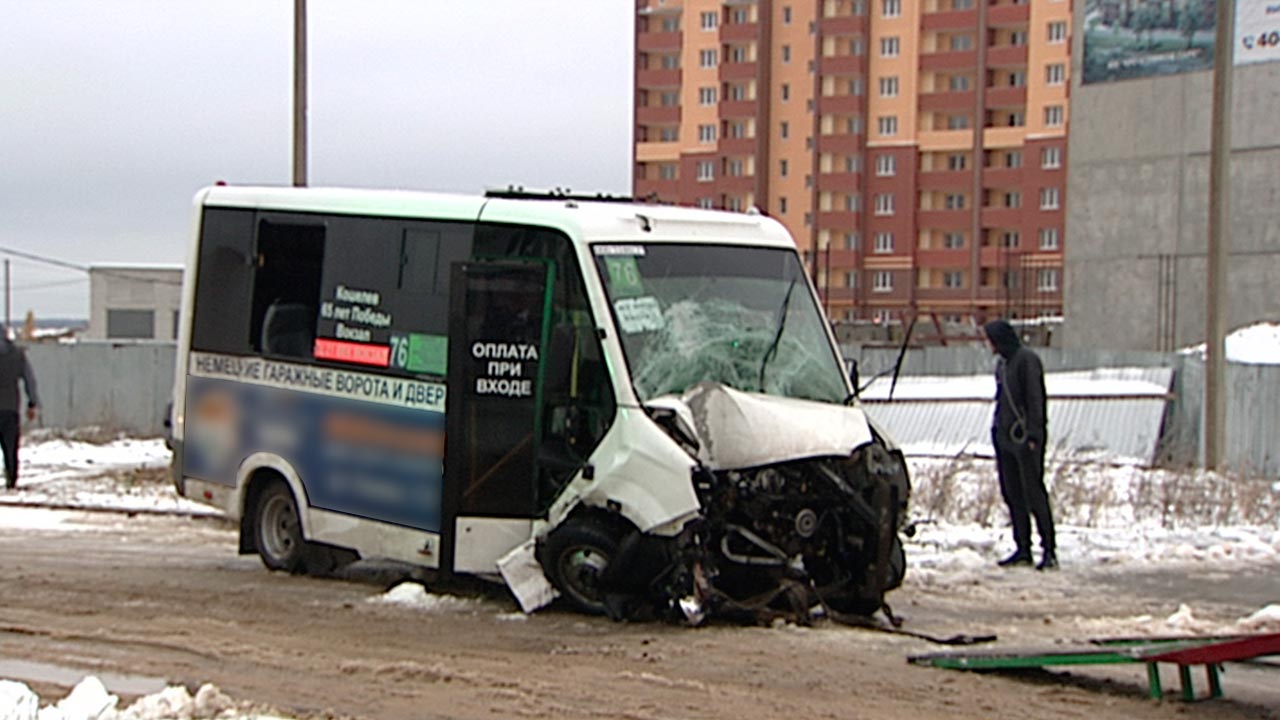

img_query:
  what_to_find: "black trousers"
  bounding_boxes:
[0,411,18,488]
[994,434,1055,555]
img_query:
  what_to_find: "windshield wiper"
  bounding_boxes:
[758,275,798,392]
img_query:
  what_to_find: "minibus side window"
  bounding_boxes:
[191,208,255,354]
[250,220,325,360]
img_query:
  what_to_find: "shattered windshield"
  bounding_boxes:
[593,243,847,404]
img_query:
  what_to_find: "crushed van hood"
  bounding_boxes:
[654,383,874,470]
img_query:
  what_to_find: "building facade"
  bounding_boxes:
[86,264,184,342]
[633,0,1069,324]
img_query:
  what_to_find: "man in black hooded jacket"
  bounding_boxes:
[983,320,1056,570]
[0,325,39,490]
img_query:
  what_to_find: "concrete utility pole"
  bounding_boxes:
[292,0,308,187]
[1204,0,1235,469]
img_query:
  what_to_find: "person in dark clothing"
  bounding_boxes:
[0,324,39,489]
[983,320,1056,571]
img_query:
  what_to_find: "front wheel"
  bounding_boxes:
[541,517,625,615]
[255,480,306,573]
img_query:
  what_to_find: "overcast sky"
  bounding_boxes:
[1,1,634,319]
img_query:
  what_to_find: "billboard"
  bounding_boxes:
[1084,0,1280,84]
[1082,0,1217,84]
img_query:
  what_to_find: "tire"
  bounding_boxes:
[254,480,306,573]
[541,517,625,615]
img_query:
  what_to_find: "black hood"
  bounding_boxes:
[983,320,1020,359]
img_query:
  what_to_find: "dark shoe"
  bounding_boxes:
[1036,553,1059,571]
[998,551,1033,567]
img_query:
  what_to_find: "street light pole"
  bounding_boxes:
[292,0,308,187]
[1204,0,1235,469]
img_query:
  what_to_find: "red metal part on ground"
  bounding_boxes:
[1141,632,1280,665]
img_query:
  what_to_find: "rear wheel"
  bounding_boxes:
[255,480,306,573]
[542,517,626,615]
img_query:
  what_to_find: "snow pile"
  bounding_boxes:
[1182,321,1280,364]
[0,677,283,720]
[367,582,482,612]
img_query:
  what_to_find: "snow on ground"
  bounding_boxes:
[1182,320,1280,364]
[1,436,1278,717]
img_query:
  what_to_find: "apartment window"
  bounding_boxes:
[731,7,750,24]
[780,159,789,177]
[729,45,750,62]
[943,271,964,289]
[696,197,715,209]
[845,194,862,211]
[949,75,972,91]
[658,164,678,180]
[874,232,895,253]
[943,232,965,249]
[698,124,717,143]
[1039,227,1060,250]
[880,36,900,57]
[1004,191,1021,208]
[803,211,812,226]
[848,115,864,133]
[845,232,860,250]
[947,114,971,130]
[779,197,789,214]
[953,0,974,8]
[845,155,862,172]
[701,11,718,29]
[783,6,793,24]
[699,49,718,67]
[1005,150,1022,168]
[658,127,679,141]
[1009,30,1028,46]
[727,121,747,138]
[845,273,858,290]
[882,0,901,17]
[852,37,866,55]
[726,158,744,176]
[1002,270,1020,289]
[1008,111,1025,127]
[661,54,680,69]
[950,34,973,51]
[660,91,679,106]
[727,197,744,212]
[945,193,966,210]
[780,121,790,139]
[877,115,898,136]
[879,76,900,97]
[948,153,968,170]
[696,160,715,181]
[1045,105,1064,127]
[875,154,897,176]
[728,83,749,101]
[873,271,894,292]
[661,17,680,32]
[850,77,865,95]
[1046,63,1065,85]
[1001,230,1020,248]
[874,193,895,215]
[1041,146,1061,169]
[1040,187,1061,209]
[781,83,791,101]
[699,87,718,105]
[1037,268,1060,292]
[1009,70,1026,87]
[782,45,792,63]
[1048,20,1067,43]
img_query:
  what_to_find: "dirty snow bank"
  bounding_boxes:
[0,676,289,720]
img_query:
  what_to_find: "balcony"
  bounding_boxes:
[818,94,860,114]
[719,99,757,118]
[922,8,979,31]
[980,245,1023,267]
[987,3,1031,26]
[917,209,970,229]
[636,68,681,88]
[919,90,976,112]
[920,50,978,71]
[918,129,974,150]
[634,178,678,200]
[817,171,860,192]
[637,31,681,52]
[982,167,1023,187]
[817,210,860,230]
[986,45,1029,66]
[918,169,972,191]
[826,249,861,268]
[983,126,1026,147]
[984,85,1027,107]
[719,135,755,154]
[823,288,859,303]
[635,141,681,163]
[981,207,1022,228]
[818,133,862,154]
[719,61,758,82]
[719,174,756,193]
[721,23,759,42]
[819,54,862,75]
[916,248,971,267]
[915,287,971,302]
[636,105,679,125]
[821,14,866,35]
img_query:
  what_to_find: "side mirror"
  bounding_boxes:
[845,358,860,398]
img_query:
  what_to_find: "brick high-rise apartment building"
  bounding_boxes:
[633,0,1068,324]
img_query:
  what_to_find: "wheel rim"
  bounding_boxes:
[260,493,299,561]
[557,543,611,608]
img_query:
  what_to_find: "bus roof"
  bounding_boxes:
[197,185,797,250]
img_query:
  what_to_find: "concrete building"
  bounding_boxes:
[86,264,184,341]
[633,0,1069,324]
[1063,4,1280,350]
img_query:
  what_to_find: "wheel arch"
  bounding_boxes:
[235,453,310,555]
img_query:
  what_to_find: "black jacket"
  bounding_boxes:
[984,321,1046,447]
[0,336,39,414]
